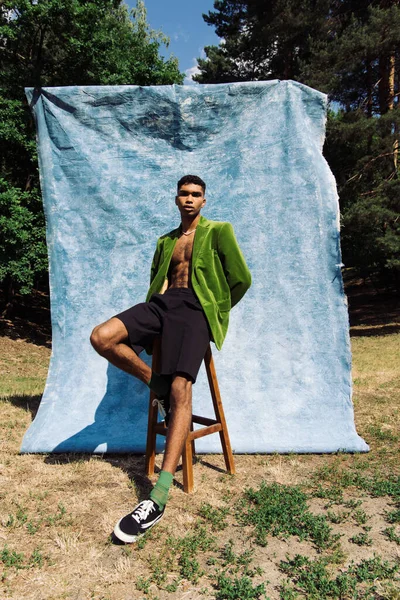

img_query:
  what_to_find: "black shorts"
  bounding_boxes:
[112,287,211,384]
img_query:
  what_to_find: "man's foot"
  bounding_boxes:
[113,499,165,543]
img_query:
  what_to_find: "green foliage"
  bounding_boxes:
[348,553,400,583]
[198,502,230,530]
[213,572,267,600]
[349,531,373,546]
[197,1,400,287]
[310,462,400,502]
[385,508,400,524]
[280,553,358,599]
[0,0,183,303]
[0,179,48,295]
[236,481,341,550]
[195,0,326,84]
[1,544,49,581]
[280,552,400,599]
[383,526,400,544]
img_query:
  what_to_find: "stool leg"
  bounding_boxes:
[190,419,195,458]
[182,434,194,493]
[145,389,158,477]
[204,345,236,475]
[145,337,162,477]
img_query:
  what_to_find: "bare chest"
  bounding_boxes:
[170,234,195,267]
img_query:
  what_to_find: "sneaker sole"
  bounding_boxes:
[113,512,164,544]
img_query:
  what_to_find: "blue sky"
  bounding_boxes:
[126,0,221,84]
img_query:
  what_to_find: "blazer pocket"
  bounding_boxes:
[212,250,231,305]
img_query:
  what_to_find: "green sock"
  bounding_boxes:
[150,470,174,510]
[147,372,170,398]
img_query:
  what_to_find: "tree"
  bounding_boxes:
[194,0,331,83]
[196,0,400,287]
[0,0,184,313]
[305,2,400,285]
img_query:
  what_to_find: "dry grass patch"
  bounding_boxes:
[1,324,400,599]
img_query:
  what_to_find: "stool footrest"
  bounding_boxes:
[154,416,221,438]
[154,422,167,435]
[189,423,222,441]
[192,414,218,426]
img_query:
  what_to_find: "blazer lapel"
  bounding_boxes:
[162,225,181,264]
[192,214,209,266]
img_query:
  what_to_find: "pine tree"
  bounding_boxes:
[196,0,400,286]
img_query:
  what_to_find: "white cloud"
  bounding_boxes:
[172,27,189,43]
[184,49,205,86]
[184,62,201,85]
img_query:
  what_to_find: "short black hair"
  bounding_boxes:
[177,174,206,194]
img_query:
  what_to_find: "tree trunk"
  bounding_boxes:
[378,54,390,115]
[387,50,398,173]
[1,275,16,319]
[366,58,373,119]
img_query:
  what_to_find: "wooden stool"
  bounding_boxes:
[145,337,235,493]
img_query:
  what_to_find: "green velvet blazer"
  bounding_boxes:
[145,214,252,351]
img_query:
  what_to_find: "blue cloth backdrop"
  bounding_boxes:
[20,81,369,454]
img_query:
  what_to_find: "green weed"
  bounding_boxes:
[136,576,151,594]
[385,507,400,523]
[178,550,204,583]
[1,545,25,569]
[278,582,299,599]
[284,550,399,599]
[280,554,358,599]
[213,572,268,600]
[219,540,255,572]
[310,464,400,503]
[352,508,370,525]
[164,578,180,593]
[1,544,48,581]
[367,425,399,442]
[167,523,217,555]
[343,499,363,510]
[311,484,344,505]
[326,510,349,524]
[349,531,373,546]
[198,502,229,530]
[347,553,400,582]
[236,482,341,550]
[383,526,400,544]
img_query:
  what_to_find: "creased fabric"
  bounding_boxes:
[20,81,369,454]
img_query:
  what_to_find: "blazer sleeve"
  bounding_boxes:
[149,239,162,285]
[217,222,252,308]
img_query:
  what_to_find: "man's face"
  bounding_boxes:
[175,183,206,217]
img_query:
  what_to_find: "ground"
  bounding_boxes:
[0,270,399,599]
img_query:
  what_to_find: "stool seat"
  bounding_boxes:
[145,337,235,493]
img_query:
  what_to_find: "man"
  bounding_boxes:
[90,174,251,544]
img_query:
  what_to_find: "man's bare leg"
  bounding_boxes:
[161,374,193,474]
[148,373,192,510]
[90,317,151,384]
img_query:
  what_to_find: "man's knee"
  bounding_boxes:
[171,372,193,387]
[170,373,192,404]
[90,324,112,353]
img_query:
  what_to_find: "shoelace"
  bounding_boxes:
[152,397,166,418]
[132,500,156,523]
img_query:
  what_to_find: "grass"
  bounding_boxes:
[0,276,399,599]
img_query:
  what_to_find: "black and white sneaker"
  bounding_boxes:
[113,499,165,543]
